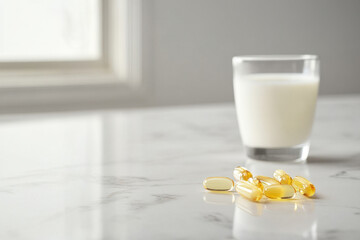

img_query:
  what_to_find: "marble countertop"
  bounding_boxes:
[0,96,359,240]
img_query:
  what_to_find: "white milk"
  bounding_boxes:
[234,74,319,148]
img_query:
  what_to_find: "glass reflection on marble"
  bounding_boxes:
[235,195,264,216]
[233,197,317,240]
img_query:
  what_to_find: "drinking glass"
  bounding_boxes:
[232,55,319,162]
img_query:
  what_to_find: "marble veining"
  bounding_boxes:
[0,96,359,239]
[203,212,233,229]
[330,168,360,180]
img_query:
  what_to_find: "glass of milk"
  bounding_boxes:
[232,55,319,162]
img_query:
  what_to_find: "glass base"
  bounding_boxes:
[244,143,309,162]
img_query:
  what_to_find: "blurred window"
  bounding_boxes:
[0,0,141,110]
[0,0,101,61]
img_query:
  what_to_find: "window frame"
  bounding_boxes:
[0,0,143,112]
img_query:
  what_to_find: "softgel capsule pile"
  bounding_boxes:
[203,167,316,202]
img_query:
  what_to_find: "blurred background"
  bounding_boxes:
[0,0,359,113]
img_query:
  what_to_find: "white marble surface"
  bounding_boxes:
[0,96,359,240]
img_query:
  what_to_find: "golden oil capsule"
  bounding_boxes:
[235,180,263,202]
[264,184,296,199]
[248,177,264,191]
[203,177,234,191]
[255,175,280,186]
[233,166,253,181]
[273,169,292,184]
[292,176,316,197]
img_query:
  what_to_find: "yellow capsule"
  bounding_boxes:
[248,177,264,191]
[292,176,316,197]
[255,175,280,186]
[235,180,263,202]
[233,166,253,181]
[273,169,292,184]
[264,184,295,199]
[203,177,234,191]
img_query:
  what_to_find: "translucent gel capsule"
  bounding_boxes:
[292,176,316,197]
[273,169,292,184]
[233,166,253,181]
[203,177,234,191]
[255,175,280,186]
[264,184,296,199]
[248,177,264,191]
[235,180,263,202]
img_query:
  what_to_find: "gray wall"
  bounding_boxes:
[142,0,360,106]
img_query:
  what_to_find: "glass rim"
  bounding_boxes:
[233,55,318,63]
